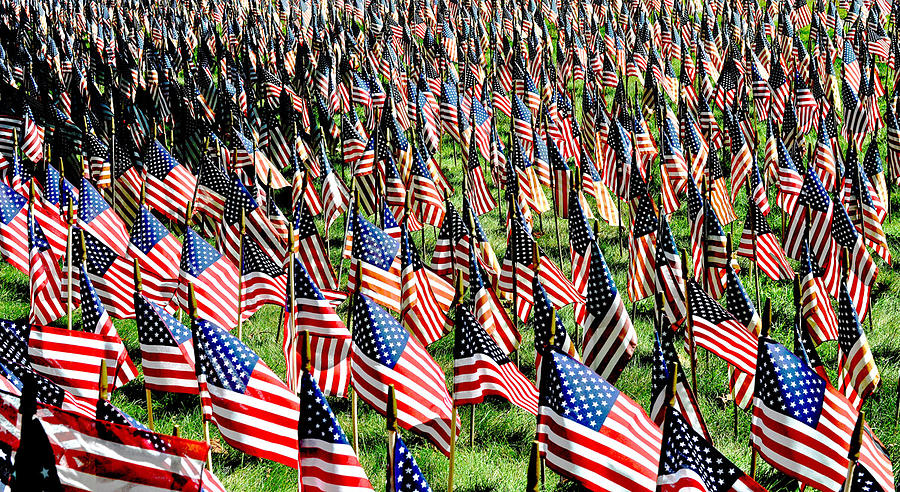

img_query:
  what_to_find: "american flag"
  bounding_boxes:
[812,118,838,192]
[298,369,372,491]
[221,174,285,267]
[440,77,462,143]
[347,211,402,313]
[841,156,891,264]
[686,281,758,376]
[687,178,728,299]
[581,237,635,384]
[70,229,136,318]
[785,163,834,266]
[537,349,661,492]
[723,264,761,409]
[797,240,840,346]
[32,403,212,490]
[431,201,467,278]
[400,225,452,346]
[407,149,446,227]
[650,327,710,441]
[350,293,457,455]
[29,207,65,325]
[128,206,181,310]
[391,434,432,492]
[775,136,803,214]
[466,237,520,354]
[192,315,301,467]
[751,338,893,492]
[320,149,350,236]
[832,202,878,303]
[532,273,579,383]
[241,237,286,319]
[0,180,28,275]
[465,139,497,216]
[836,279,880,406]
[627,194,657,302]
[660,106,688,214]
[21,107,44,164]
[135,293,197,394]
[655,214,687,326]
[78,178,130,257]
[453,306,539,415]
[725,110,753,203]
[195,155,231,223]
[142,140,197,223]
[738,200,794,281]
[284,258,351,397]
[569,185,594,319]
[294,206,338,291]
[27,323,136,399]
[178,228,239,330]
[658,406,765,492]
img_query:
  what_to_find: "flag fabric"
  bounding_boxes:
[537,349,661,492]
[240,236,287,319]
[178,228,240,330]
[294,206,338,291]
[466,238,520,354]
[142,140,197,223]
[135,293,198,394]
[192,315,301,467]
[431,201,468,279]
[298,370,373,491]
[407,149,446,227]
[78,178,129,257]
[785,163,834,266]
[724,265,762,410]
[655,214,687,326]
[836,279,880,405]
[350,293,457,456]
[0,181,28,274]
[347,211,402,313]
[29,207,66,325]
[738,200,794,281]
[799,241,840,345]
[71,229,136,318]
[627,194,658,302]
[453,306,539,415]
[657,406,766,492]
[128,206,181,310]
[686,281,758,375]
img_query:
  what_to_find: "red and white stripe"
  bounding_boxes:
[454,352,539,415]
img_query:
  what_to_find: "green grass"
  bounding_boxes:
[10,96,900,492]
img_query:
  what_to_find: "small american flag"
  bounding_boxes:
[392,435,432,492]
[466,238,520,354]
[407,149,446,227]
[142,140,197,223]
[284,257,351,397]
[627,194,657,302]
[347,211,402,313]
[241,237,286,319]
[178,228,239,330]
[320,149,350,236]
[836,279,880,406]
[751,338,893,492]
[431,201,467,278]
[298,370,372,491]
[78,178,130,257]
[738,199,794,281]
[27,323,136,399]
[192,316,301,467]
[70,229,136,318]
[29,208,65,325]
[400,225,452,346]
[841,155,891,264]
[453,306,538,415]
[135,293,197,394]
[658,406,765,492]
[812,118,838,191]
[537,349,661,491]
[465,141,497,216]
[832,202,878,306]
[686,281,758,376]
[650,327,710,441]
[350,293,457,455]
[655,214,687,326]
[775,135,803,214]
[687,178,728,299]
[128,206,181,309]
[0,180,28,275]
[220,174,286,267]
[660,106,688,214]
[785,163,834,267]
[725,109,753,203]
[294,206,338,291]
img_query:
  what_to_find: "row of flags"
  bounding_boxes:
[0,0,894,485]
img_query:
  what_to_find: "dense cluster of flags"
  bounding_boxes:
[0,0,895,487]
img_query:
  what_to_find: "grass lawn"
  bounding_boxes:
[5,110,900,492]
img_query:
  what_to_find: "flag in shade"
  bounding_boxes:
[581,238,635,384]
[142,140,197,223]
[178,228,239,330]
[836,279,879,406]
[657,406,766,492]
[221,174,286,266]
[29,206,65,326]
[136,293,197,394]
[654,214,687,326]
[407,148,446,227]
[298,371,373,491]
[738,200,794,281]
[400,225,452,346]
[453,306,539,415]
[0,181,28,275]
[347,211,402,313]
[128,206,181,309]
[751,338,894,492]
[569,182,594,313]
[191,315,301,467]
[537,349,661,492]
[723,265,762,410]
[69,229,136,318]
[650,328,710,442]
[532,274,579,385]
[283,258,351,398]
[78,178,129,257]
[686,281,758,375]
[775,135,803,214]
[350,293,457,456]
[27,324,136,398]
[431,201,468,279]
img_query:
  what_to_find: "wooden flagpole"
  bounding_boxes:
[841,411,866,492]
[99,359,108,401]
[236,210,246,341]
[752,298,772,480]
[447,271,464,492]
[525,439,542,492]
[349,259,362,454]
[135,259,155,431]
[680,250,698,393]
[66,196,74,330]
[385,384,398,492]
[747,182,761,310]
[287,226,297,390]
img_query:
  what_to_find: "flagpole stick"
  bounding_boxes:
[525,439,542,492]
[66,197,74,330]
[386,384,398,492]
[350,259,361,454]
[841,411,866,492]
[99,359,108,401]
[448,277,462,492]
[287,226,297,390]
[298,330,311,492]
[135,259,155,431]
[680,250,698,393]
[236,210,246,340]
[726,232,739,438]
[751,298,772,480]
